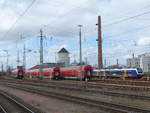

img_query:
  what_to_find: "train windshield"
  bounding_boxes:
[55,71,59,76]
[86,70,91,77]
[137,68,143,73]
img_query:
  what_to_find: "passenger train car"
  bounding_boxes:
[60,65,93,80]
[93,68,144,78]
[25,67,61,79]
[12,67,61,79]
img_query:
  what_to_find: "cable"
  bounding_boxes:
[103,10,150,27]
[2,0,36,39]
[104,24,150,39]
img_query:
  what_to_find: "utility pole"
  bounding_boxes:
[96,16,103,69]
[78,25,83,81]
[17,50,20,66]
[23,44,26,70]
[39,29,44,79]
[1,63,3,74]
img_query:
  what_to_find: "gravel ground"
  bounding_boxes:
[0,85,106,113]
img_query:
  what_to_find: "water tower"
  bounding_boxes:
[57,48,70,66]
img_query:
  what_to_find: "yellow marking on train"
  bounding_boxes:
[96,71,99,76]
[103,71,106,79]
[123,70,127,80]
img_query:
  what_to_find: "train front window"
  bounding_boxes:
[86,70,91,76]
[137,68,143,73]
[55,71,59,76]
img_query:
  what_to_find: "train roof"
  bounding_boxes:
[94,68,139,71]
[61,65,92,69]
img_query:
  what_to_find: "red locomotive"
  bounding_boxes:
[60,65,93,80]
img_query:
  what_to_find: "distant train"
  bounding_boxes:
[93,68,144,78]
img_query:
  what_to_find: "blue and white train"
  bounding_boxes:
[93,68,144,78]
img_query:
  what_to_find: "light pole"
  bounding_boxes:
[78,25,83,82]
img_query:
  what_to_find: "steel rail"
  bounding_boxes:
[1,81,150,101]
[1,79,150,90]
[0,90,35,113]
[0,105,7,113]
[4,83,150,113]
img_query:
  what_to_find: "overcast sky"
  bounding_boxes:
[0,0,150,69]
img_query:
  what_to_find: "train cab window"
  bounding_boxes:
[137,68,143,73]
[86,70,91,76]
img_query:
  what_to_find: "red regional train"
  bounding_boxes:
[12,65,93,80]
[60,65,93,80]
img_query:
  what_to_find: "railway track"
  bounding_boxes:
[91,79,150,86]
[0,90,37,113]
[2,82,150,113]
[4,78,150,91]
[1,80,150,101]
[0,104,7,113]
[1,77,150,88]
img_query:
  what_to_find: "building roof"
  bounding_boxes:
[29,63,65,70]
[58,48,69,53]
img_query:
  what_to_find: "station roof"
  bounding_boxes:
[58,48,69,53]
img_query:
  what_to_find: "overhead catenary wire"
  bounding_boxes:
[2,0,36,39]
[103,10,150,27]
[104,24,150,39]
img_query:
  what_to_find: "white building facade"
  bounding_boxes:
[57,48,70,66]
[139,54,150,72]
[126,58,140,68]
[126,53,150,72]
